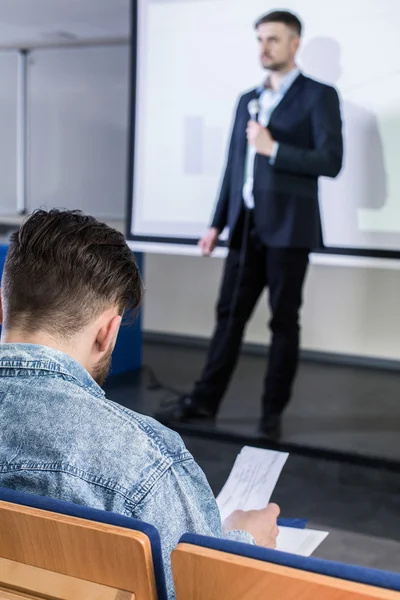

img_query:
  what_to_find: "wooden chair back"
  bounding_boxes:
[172,543,400,600]
[0,499,159,600]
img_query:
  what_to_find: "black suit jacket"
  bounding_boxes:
[211,74,343,249]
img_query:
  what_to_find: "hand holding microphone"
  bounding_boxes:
[246,99,275,157]
[248,99,260,122]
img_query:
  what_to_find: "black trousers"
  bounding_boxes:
[192,210,309,419]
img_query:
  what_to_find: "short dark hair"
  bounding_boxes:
[2,209,143,338]
[255,10,302,37]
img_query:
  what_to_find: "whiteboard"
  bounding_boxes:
[128,0,400,259]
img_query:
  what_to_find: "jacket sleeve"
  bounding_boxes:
[211,97,243,231]
[273,85,343,178]
[133,456,254,599]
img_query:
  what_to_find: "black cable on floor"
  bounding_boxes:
[141,364,183,398]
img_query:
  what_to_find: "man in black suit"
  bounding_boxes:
[156,10,343,438]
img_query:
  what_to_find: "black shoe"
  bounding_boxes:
[154,395,215,425]
[258,415,282,441]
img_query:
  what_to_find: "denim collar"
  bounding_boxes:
[0,343,105,398]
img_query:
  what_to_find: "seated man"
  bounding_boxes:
[0,209,279,599]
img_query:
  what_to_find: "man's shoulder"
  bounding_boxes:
[3,371,192,483]
[300,74,339,97]
[237,88,259,104]
[236,75,339,99]
[101,397,190,461]
[240,87,259,98]
[80,396,194,506]
[0,349,195,510]
[2,369,191,464]
[230,88,259,117]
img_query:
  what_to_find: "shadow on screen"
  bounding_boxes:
[299,37,388,245]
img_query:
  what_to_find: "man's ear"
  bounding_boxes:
[95,314,122,354]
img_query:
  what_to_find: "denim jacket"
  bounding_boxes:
[0,344,253,599]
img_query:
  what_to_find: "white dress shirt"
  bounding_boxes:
[243,67,300,209]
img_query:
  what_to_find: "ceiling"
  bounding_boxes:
[0,0,130,47]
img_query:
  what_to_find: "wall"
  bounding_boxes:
[0,45,129,220]
[0,52,18,215]
[143,253,400,361]
[27,45,129,219]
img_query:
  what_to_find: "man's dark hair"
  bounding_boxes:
[255,10,302,37]
[1,209,143,338]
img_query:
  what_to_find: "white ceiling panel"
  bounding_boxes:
[0,0,130,47]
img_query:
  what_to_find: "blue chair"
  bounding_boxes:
[0,486,168,600]
[172,532,400,599]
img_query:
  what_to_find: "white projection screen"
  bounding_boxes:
[127,0,400,259]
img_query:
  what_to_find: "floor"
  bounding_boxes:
[137,341,400,464]
[104,341,400,573]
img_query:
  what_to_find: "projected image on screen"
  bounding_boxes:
[130,0,400,254]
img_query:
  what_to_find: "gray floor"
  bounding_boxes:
[309,527,400,573]
[139,341,400,463]
[105,342,400,573]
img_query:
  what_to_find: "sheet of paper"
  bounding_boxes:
[216,446,289,523]
[277,526,329,556]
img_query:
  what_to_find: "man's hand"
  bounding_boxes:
[223,503,280,549]
[198,227,219,256]
[247,121,275,157]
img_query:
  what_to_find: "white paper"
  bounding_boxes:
[276,526,329,557]
[216,446,289,523]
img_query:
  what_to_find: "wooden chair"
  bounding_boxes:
[172,533,400,600]
[0,487,168,600]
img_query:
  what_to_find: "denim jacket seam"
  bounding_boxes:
[0,359,62,369]
[170,452,194,465]
[99,399,189,457]
[90,400,180,453]
[0,462,136,502]
[0,367,104,399]
[116,411,187,457]
[0,457,191,509]
[124,455,175,511]
[0,358,104,399]
[124,454,195,513]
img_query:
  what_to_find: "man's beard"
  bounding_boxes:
[263,60,287,72]
[91,348,113,386]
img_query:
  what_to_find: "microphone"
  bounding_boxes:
[248,99,260,121]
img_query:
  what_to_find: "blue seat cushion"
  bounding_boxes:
[0,486,167,600]
[179,532,400,592]
[277,518,307,529]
